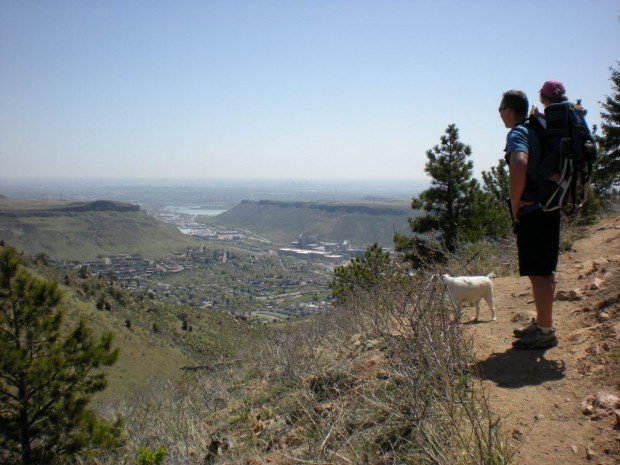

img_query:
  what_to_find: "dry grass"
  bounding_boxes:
[88,255,514,465]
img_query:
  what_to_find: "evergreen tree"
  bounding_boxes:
[594,62,620,197]
[480,158,512,237]
[0,247,121,465]
[330,243,395,302]
[401,124,477,252]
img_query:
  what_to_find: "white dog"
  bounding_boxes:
[442,273,496,322]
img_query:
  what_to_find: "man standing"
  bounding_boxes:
[500,89,560,349]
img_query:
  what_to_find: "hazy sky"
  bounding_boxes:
[1,0,618,181]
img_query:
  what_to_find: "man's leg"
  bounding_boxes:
[513,273,558,348]
[529,274,555,329]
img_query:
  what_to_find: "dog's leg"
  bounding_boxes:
[473,299,480,322]
[485,291,496,321]
[455,300,463,323]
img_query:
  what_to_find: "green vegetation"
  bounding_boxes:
[135,446,167,465]
[594,62,620,199]
[481,158,512,236]
[396,125,512,263]
[330,243,397,302]
[0,247,122,464]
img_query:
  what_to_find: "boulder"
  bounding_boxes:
[581,392,620,418]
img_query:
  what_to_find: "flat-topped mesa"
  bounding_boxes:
[61,200,140,213]
[245,199,409,216]
[0,199,140,217]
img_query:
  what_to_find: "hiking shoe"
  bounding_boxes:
[512,328,558,350]
[513,318,537,338]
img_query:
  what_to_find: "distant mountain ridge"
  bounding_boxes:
[0,197,196,260]
[207,199,420,248]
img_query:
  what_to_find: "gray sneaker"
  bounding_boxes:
[512,328,558,350]
[513,318,537,338]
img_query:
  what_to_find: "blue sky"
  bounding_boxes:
[0,0,618,181]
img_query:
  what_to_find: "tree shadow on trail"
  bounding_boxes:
[475,348,566,388]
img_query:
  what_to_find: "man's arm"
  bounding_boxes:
[508,151,528,219]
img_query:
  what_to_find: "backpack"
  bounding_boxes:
[526,100,597,212]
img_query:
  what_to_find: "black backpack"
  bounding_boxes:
[527,100,597,212]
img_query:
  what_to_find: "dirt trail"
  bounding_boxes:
[469,215,620,465]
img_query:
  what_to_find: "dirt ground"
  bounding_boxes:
[470,215,620,465]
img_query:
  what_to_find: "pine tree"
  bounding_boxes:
[0,247,121,465]
[330,243,395,302]
[480,158,512,237]
[594,62,620,197]
[401,124,477,252]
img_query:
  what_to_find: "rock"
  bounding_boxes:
[590,277,604,290]
[511,311,536,324]
[571,288,584,300]
[511,428,525,441]
[582,392,620,418]
[597,311,611,322]
[534,413,544,420]
[556,289,584,301]
[582,260,597,274]
[556,290,572,301]
[582,395,596,414]
[586,446,596,460]
[595,392,620,410]
[571,445,578,454]
[615,409,620,427]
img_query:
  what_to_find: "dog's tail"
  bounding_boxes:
[487,272,496,280]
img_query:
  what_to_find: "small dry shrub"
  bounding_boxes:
[92,369,240,465]
[444,238,518,277]
[280,265,514,465]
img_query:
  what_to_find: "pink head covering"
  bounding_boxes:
[539,80,566,98]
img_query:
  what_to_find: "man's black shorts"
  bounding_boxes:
[516,208,561,276]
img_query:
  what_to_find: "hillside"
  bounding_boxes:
[204,199,420,247]
[0,197,198,260]
[13,252,263,403]
[5,214,618,464]
[191,216,619,465]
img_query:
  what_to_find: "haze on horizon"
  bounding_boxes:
[1,0,618,181]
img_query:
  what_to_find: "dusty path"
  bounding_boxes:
[469,215,620,465]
